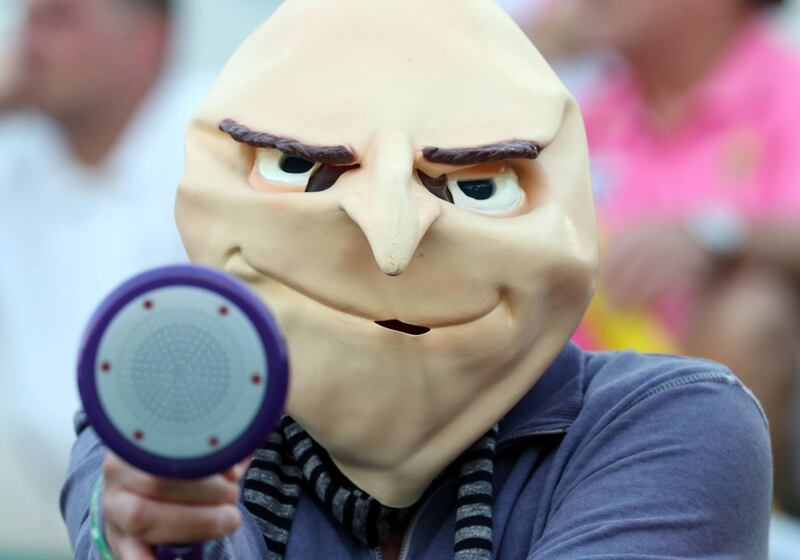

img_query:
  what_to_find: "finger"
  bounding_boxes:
[105,489,242,545]
[104,453,239,505]
[106,521,156,560]
[223,457,252,482]
[111,530,157,560]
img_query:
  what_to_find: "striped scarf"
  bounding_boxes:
[243,416,498,560]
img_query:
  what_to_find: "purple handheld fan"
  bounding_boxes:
[77,265,289,559]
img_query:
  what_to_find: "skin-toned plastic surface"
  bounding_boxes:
[176,0,598,507]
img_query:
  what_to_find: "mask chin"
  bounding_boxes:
[274,285,587,508]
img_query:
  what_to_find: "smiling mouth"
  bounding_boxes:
[226,249,502,333]
[374,319,431,336]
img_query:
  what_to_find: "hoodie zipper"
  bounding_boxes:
[371,480,442,560]
[396,487,439,560]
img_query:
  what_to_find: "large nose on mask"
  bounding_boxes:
[339,130,441,276]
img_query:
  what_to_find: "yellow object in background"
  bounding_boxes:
[578,289,679,355]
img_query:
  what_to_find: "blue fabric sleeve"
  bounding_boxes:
[60,413,269,559]
[60,415,108,560]
[528,373,771,559]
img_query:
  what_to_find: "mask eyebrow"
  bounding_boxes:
[219,119,357,165]
[422,140,542,166]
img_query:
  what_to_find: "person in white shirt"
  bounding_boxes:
[0,0,205,555]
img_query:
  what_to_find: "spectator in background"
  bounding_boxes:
[504,1,800,555]
[556,0,800,530]
[0,0,205,555]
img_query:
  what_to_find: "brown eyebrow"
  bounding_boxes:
[422,140,542,166]
[219,119,356,165]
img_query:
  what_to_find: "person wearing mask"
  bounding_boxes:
[62,2,770,558]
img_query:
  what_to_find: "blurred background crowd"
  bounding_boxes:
[0,0,798,558]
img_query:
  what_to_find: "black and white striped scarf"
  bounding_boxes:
[243,416,497,560]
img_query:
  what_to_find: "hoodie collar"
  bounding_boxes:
[498,342,584,444]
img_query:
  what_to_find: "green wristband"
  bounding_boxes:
[90,475,116,560]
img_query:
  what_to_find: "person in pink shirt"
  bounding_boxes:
[574,0,800,509]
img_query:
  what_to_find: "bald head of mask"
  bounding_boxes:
[177,0,598,507]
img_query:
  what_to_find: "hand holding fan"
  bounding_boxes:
[77,265,289,559]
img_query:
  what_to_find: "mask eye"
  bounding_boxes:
[447,167,524,214]
[456,179,495,200]
[256,149,320,186]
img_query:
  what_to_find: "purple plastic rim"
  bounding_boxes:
[77,264,289,479]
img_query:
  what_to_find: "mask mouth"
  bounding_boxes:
[375,319,431,336]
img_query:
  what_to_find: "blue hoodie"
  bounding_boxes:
[61,343,771,559]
